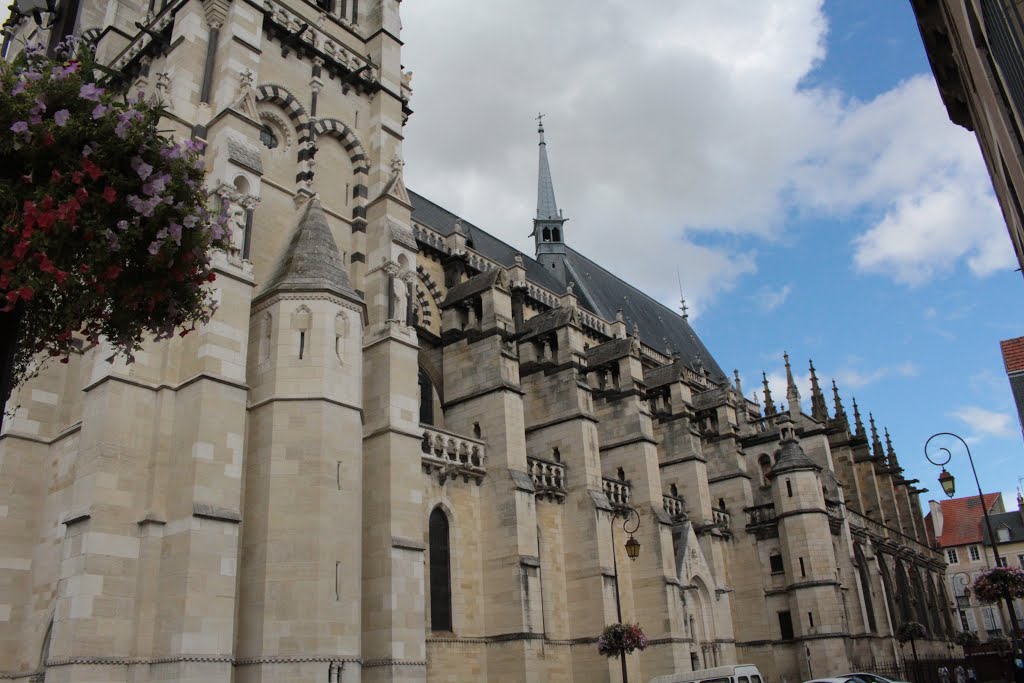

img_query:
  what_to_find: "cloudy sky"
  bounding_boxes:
[400,1,1024,511]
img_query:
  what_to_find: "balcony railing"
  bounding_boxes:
[603,477,631,508]
[746,503,777,527]
[420,425,486,484]
[663,494,687,521]
[712,507,731,531]
[527,456,566,503]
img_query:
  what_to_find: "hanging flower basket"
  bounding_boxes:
[0,38,230,399]
[597,623,648,659]
[971,566,1024,604]
[895,621,926,643]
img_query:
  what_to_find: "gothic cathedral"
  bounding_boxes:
[0,1,954,681]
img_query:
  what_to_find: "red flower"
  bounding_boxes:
[81,158,102,181]
[41,132,54,146]
[13,240,30,259]
[104,265,122,280]
[18,286,33,301]
[51,169,62,183]
[53,270,67,284]
[207,272,216,282]
[0,274,7,288]
[101,186,116,203]
[71,171,83,185]
[75,187,88,203]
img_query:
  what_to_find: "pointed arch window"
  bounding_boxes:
[429,508,452,631]
[542,227,551,242]
[551,227,561,242]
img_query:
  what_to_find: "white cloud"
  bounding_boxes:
[947,406,1015,439]
[753,284,793,313]
[835,361,919,390]
[400,1,1011,313]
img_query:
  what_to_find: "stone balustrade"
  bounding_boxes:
[712,507,731,530]
[527,456,566,503]
[745,503,777,527]
[603,478,631,508]
[663,494,687,521]
[420,425,486,485]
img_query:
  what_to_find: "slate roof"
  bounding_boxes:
[982,509,1024,545]
[929,493,1003,548]
[409,190,727,384]
[259,198,360,303]
[769,418,820,476]
[442,269,504,307]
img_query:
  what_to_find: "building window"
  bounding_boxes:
[778,610,794,640]
[997,527,1010,543]
[969,545,981,562]
[1017,553,1024,568]
[947,548,959,564]
[786,479,793,498]
[259,124,278,149]
[428,508,452,632]
[799,557,806,577]
[315,0,333,11]
[769,553,784,574]
[418,368,435,426]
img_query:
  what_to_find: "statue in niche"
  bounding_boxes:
[227,203,246,256]
[391,276,408,323]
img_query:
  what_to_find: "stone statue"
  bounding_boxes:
[392,276,408,323]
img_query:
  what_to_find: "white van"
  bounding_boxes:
[650,663,766,683]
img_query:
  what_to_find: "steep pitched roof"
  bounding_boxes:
[1000,337,1024,373]
[408,190,727,384]
[932,493,1003,547]
[259,197,360,302]
[982,509,1024,545]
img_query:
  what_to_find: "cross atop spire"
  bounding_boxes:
[536,113,560,221]
[533,115,569,262]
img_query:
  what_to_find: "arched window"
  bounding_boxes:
[419,367,435,426]
[259,124,278,149]
[758,454,772,482]
[429,508,452,631]
[551,227,561,242]
[542,227,551,242]
[670,483,679,497]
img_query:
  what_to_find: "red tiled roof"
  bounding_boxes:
[1001,337,1024,373]
[932,493,1002,547]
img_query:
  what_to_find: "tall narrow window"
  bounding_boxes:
[786,479,793,497]
[418,367,434,426]
[799,557,806,577]
[778,610,794,640]
[429,508,452,631]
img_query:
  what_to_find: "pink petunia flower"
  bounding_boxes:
[53,109,70,127]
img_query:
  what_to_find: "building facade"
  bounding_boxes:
[0,1,954,681]
[910,0,1024,276]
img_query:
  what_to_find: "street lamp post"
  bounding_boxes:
[925,433,1022,657]
[610,505,641,683]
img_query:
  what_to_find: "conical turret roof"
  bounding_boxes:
[259,197,361,303]
[769,415,820,477]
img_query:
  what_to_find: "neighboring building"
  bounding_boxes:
[1001,336,1024,439]
[0,2,953,682]
[928,493,1012,642]
[982,492,1024,634]
[909,0,1024,276]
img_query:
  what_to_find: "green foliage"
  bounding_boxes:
[895,621,926,643]
[971,567,1024,604]
[0,38,230,390]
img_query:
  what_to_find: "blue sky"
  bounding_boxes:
[400,1,1024,512]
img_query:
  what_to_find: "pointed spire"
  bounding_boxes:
[259,197,361,304]
[680,296,689,320]
[869,413,885,460]
[808,360,829,423]
[784,352,801,415]
[852,397,866,437]
[884,427,902,470]
[536,113,560,221]
[831,379,847,423]
[733,369,743,399]
[762,372,777,416]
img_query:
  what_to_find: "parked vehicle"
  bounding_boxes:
[803,677,868,683]
[651,663,766,683]
[840,672,911,683]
